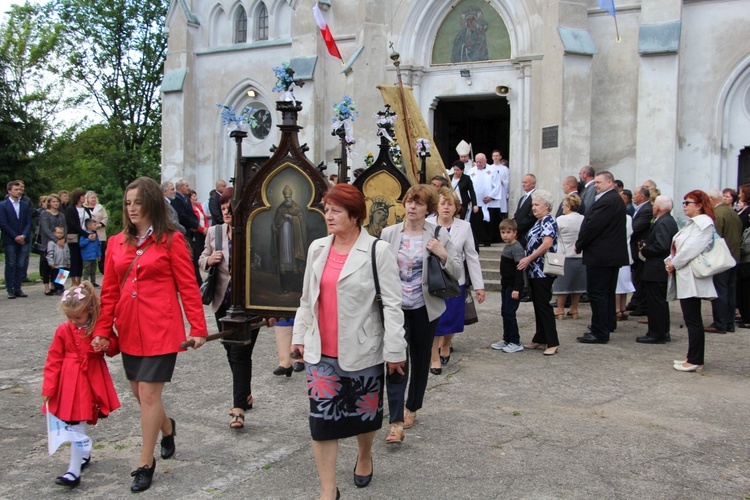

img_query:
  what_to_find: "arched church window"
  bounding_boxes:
[431,0,511,65]
[235,9,248,43]
[251,106,272,140]
[256,3,269,41]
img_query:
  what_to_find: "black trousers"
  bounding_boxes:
[710,267,736,331]
[643,280,669,339]
[487,208,505,243]
[530,277,559,347]
[679,297,705,365]
[386,306,437,423]
[737,263,750,323]
[470,210,490,247]
[216,302,260,410]
[628,261,647,314]
[191,232,205,287]
[586,265,619,340]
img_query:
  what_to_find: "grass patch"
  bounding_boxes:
[512,411,521,416]
[261,464,271,471]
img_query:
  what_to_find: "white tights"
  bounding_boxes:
[64,422,89,478]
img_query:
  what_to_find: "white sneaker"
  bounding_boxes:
[491,340,508,350]
[502,343,524,353]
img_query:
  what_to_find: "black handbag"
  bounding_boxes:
[31,225,46,255]
[426,226,462,299]
[200,226,222,305]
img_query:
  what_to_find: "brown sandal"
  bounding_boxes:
[229,411,245,429]
[385,424,404,444]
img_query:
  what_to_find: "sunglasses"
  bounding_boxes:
[682,201,697,206]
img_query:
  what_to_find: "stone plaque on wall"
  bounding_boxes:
[542,126,559,149]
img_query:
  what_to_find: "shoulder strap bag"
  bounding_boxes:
[371,239,384,325]
[426,226,462,299]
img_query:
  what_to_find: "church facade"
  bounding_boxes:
[162,0,750,207]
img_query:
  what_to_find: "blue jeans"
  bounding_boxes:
[3,243,28,292]
[501,286,520,344]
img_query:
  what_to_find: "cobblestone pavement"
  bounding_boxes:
[1,263,749,498]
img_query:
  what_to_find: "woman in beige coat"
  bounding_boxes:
[292,184,406,499]
[666,190,717,372]
[199,187,260,428]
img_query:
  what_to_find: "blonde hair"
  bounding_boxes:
[59,281,100,336]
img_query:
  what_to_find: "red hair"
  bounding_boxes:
[322,183,366,226]
[684,190,714,222]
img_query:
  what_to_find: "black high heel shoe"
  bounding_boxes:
[273,365,293,377]
[160,418,176,459]
[130,458,156,492]
[293,361,305,372]
[55,472,80,488]
[354,457,373,488]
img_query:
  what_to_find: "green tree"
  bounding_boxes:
[0,2,62,197]
[55,0,167,190]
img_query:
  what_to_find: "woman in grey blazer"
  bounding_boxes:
[426,187,485,373]
[292,184,406,498]
[380,184,462,443]
[199,187,260,429]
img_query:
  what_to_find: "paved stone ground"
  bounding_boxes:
[1,257,750,499]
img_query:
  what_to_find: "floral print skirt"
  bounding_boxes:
[307,356,384,441]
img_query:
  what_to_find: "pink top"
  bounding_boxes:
[318,249,348,357]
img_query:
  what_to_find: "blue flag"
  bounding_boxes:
[598,0,616,17]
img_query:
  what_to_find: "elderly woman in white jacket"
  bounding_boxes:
[666,190,717,372]
[292,184,406,499]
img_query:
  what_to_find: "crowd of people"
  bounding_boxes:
[3,162,748,497]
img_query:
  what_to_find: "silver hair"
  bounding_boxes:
[159,181,173,193]
[706,188,722,200]
[532,189,555,211]
[654,194,673,212]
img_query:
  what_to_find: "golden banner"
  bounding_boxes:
[377,85,447,185]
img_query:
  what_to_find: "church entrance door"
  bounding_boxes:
[433,95,510,165]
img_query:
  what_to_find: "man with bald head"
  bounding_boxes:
[705,189,742,333]
[556,176,585,217]
[512,174,537,247]
[575,171,629,343]
[469,153,493,246]
[636,195,678,343]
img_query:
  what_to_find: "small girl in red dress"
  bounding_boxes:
[42,281,120,488]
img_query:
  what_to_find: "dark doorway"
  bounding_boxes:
[738,146,750,187]
[433,95,510,165]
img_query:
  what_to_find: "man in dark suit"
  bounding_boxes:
[578,165,596,215]
[513,173,536,247]
[636,195,678,343]
[574,171,629,343]
[208,179,227,226]
[626,186,654,316]
[0,180,32,298]
[705,189,743,333]
[556,175,585,217]
[172,179,199,233]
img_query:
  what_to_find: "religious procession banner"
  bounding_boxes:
[377,85,447,185]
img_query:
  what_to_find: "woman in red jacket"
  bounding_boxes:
[95,177,208,492]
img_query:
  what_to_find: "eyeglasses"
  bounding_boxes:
[682,201,697,206]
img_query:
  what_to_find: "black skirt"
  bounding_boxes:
[122,353,177,382]
[307,356,384,441]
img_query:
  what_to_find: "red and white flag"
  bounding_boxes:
[312,4,343,61]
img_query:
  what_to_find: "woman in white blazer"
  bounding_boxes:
[291,184,406,498]
[426,187,485,374]
[666,190,717,372]
[380,184,462,443]
[199,187,260,429]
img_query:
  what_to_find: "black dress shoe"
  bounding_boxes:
[354,457,373,488]
[130,458,156,492]
[7,292,16,299]
[14,290,28,297]
[55,472,80,488]
[430,367,442,375]
[576,333,608,344]
[293,361,305,372]
[440,355,450,365]
[636,335,666,344]
[160,418,176,459]
[273,365,293,377]
[81,455,91,469]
